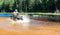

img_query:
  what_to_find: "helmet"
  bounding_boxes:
[15,9,18,12]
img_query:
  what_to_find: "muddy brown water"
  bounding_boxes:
[0,17,60,35]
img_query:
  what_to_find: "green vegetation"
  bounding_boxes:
[0,0,60,13]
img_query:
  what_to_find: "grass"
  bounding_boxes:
[0,12,60,15]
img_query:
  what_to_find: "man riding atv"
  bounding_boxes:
[11,9,23,21]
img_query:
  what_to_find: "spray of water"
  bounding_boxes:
[8,14,30,29]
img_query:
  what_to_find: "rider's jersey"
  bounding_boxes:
[13,11,19,17]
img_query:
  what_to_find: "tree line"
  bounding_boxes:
[0,0,60,13]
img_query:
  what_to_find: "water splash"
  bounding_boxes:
[8,14,30,29]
